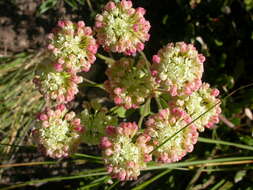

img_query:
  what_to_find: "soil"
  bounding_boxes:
[0,0,72,56]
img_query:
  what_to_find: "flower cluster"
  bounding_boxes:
[104,57,157,109]
[151,42,204,96]
[32,104,84,158]
[100,122,151,181]
[95,0,150,55]
[48,20,97,73]
[30,0,223,182]
[80,108,118,145]
[33,62,83,103]
[34,20,97,104]
[170,83,221,132]
[141,108,198,163]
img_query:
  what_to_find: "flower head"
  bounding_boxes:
[101,122,149,181]
[33,60,82,104]
[170,83,221,131]
[32,104,84,158]
[104,57,157,109]
[151,42,204,96]
[47,20,97,72]
[95,0,150,55]
[143,108,199,163]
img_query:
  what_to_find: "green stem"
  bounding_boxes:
[145,156,253,171]
[86,0,94,13]
[139,51,151,67]
[82,77,105,90]
[73,153,103,160]
[138,115,145,128]
[132,169,171,190]
[198,137,253,151]
[96,53,115,64]
[155,97,162,110]
[0,172,107,190]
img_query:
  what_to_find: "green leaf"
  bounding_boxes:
[64,0,78,9]
[214,39,223,46]
[159,97,169,109]
[38,0,58,14]
[219,181,233,190]
[239,135,253,146]
[140,98,151,117]
[90,99,102,111]
[111,106,127,118]
[234,170,247,183]
[198,137,253,151]
[162,15,169,25]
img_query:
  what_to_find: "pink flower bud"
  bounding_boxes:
[211,89,220,96]
[47,44,54,50]
[114,96,123,104]
[57,20,65,28]
[77,21,85,28]
[152,55,160,63]
[84,27,92,35]
[100,137,112,148]
[53,63,63,72]
[39,114,48,121]
[106,126,116,136]
[198,54,206,63]
[105,1,116,11]
[136,42,144,51]
[136,7,146,15]
[113,87,122,95]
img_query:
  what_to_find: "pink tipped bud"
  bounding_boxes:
[58,58,65,64]
[100,137,112,148]
[152,55,160,63]
[113,87,122,95]
[72,118,81,126]
[211,89,220,97]
[74,125,84,132]
[39,114,48,121]
[57,20,65,28]
[54,63,63,72]
[105,1,116,11]
[172,108,185,117]
[87,44,98,54]
[56,104,66,111]
[133,24,139,32]
[47,44,54,50]
[106,126,116,136]
[151,70,158,76]
[136,7,146,15]
[121,0,132,9]
[107,165,113,173]
[84,27,92,35]
[77,21,85,28]
[114,96,123,105]
[47,33,54,40]
[144,154,152,162]
[105,148,113,156]
[198,54,206,63]
[170,85,178,96]
[118,171,126,181]
[136,42,144,51]
[95,21,103,28]
[185,87,192,95]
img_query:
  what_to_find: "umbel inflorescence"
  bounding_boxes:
[32,0,221,181]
